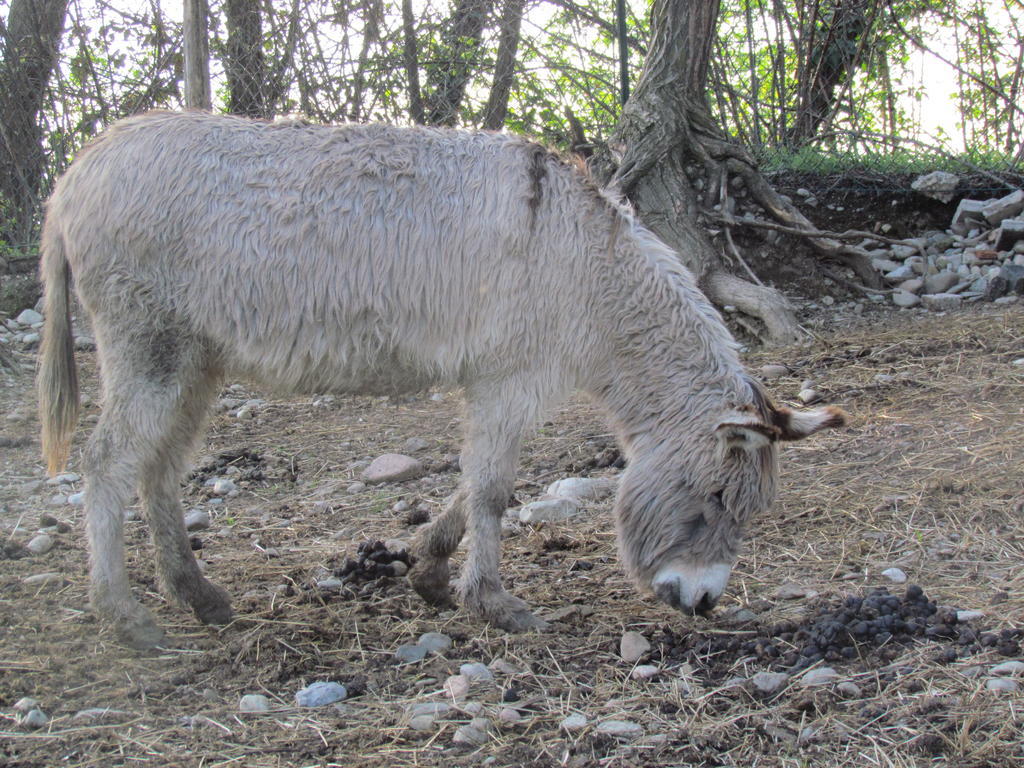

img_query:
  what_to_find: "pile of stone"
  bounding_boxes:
[878,182,1024,311]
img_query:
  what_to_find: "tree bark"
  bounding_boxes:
[481,0,526,130]
[183,0,211,110]
[424,0,494,126]
[0,0,69,249]
[592,0,876,344]
[224,0,267,118]
[402,0,425,124]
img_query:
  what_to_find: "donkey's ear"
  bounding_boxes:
[715,410,779,451]
[772,405,847,441]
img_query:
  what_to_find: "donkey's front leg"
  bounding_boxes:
[455,384,547,632]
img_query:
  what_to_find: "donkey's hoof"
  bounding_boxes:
[466,588,549,633]
[116,614,167,650]
[494,607,549,633]
[192,581,233,625]
[408,557,453,607]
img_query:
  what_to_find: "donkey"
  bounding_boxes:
[38,111,844,648]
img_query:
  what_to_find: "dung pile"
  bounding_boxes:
[335,540,412,583]
[654,585,1022,679]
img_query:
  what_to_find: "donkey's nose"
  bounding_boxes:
[651,562,731,616]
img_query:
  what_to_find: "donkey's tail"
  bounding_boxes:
[37,224,79,475]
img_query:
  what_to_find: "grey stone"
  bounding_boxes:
[836,681,862,698]
[403,437,430,453]
[986,678,1019,693]
[956,610,985,622]
[751,671,789,694]
[545,477,616,503]
[489,657,521,675]
[881,567,907,583]
[923,271,959,294]
[985,263,1024,299]
[498,707,522,725]
[212,478,236,495]
[560,713,588,731]
[395,643,428,663]
[459,662,494,682]
[295,681,347,707]
[184,509,211,531]
[892,291,921,308]
[20,709,48,729]
[444,674,470,700]
[759,364,789,379]
[631,664,660,680]
[407,701,451,718]
[871,258,902,273]
[390,560,408,577]
[920,293,962,312]
[981,189,1024,225]
[897,278,923,294]
[884,265,917,283]
[518,497,580,524]
[362,454,424,484]
[890,244,918,260]
[951,199,987,235]
[775,582,818,600]
[994,219,1024,251]
[316,578,344,591]
[453,722,490,745]
[911,171,959,203]
[408,714,438,731]
[73,707,130,722]
[800,667,840,687]
[68,491,85,506]
[46,472,80,485]
[16,309,43,326]
[418,632,452,655]
[238,694,271,712]
[346,481,367,494]
[22,572,63,588]
[26,534,54,555]
[14,697,39,712]
[620,631,650,663]
[991,661,1024,676]
[595,720,643,738]
[797,388,821,405]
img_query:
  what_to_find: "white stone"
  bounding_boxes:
[620,631,650,663]
[911,171,959,203]
[26,534,54,555]
[990,661,1024,676]
[212,478,236,495]
[892,291,921,308]
[920,293,962,312]
[986,678,1019,693]
[518,497,580,524]
[294,681,347,707]
[418,632,452,654]
[185,509,211,531]
[444,674,470,700]
[16,309,43,326]
[459,662,494,682]
[631,664,660,680]
[362,454,424,484]
[797,388,821,405]
[800,667,840,687]
[560,713,588,731]
[499,707,522,725]
[46,472,80,486]
[14,697,39,712]
[596,720,643,738]
[346,481,367,493]
[238,694,271,712]
[760,364,789,379]
[956,610,985,622]
[751,671,789,694]
[545,477,616,503]
[20,709,48,729]
[881,567,907,583]
[453,722,489,745]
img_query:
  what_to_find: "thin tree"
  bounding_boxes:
[182,0,211,109]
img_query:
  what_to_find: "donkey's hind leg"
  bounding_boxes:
[409,488,467,606]
[138,354,230,626]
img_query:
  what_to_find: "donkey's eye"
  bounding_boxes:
[710,489,726,509]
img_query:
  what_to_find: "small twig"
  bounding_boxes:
[820,266,894,296]
[721,220,765,286]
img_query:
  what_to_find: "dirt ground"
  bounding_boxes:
[1,304,1022,768]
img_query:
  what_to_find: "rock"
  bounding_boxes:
[26,534,54,555]
[759,364,789,379]
[68,491,85,506]
[499,707,522,725]
[956,610,985,622]
[560,712,588,732]
[920,293,962,312]
[444,674,471,700]
[518,497,580,524]
[408,714,438,731]
[631,664,660,680]
[986,678,1019,693]
[20,709,48,729]
[982,189,1024,225]
[595,720,643,739]
[238,694,271,712]
[184,509,211,531]
[751,671,789,694]
[295,681,347,707]
[14,697,39,712]
[346,481,367,494]
[871,258,902,273]
[884,264,917,283]
[212,478,236,495]
[881,567,907,583]
[22,572,63,588]
[460,662,494,683]
[923,272,959,295]
[395,643,428,663]
[620,631,650,663]
[836,681,861,698]
[994,219,1024,252]
[392,499,411,513]
[545,477,616,503]
[418,632,452,655]
[73,707,130,722]
[461,702,485,716]
[316,578,344,591]
[453,721,490,745]
[951,199,987,235]
[990,661,1024,676]
[797,388,821,405]
[985,263,1024,299]
[46,472,80,485]
[722,606,758,625]
[489,657,520,675]
[892,291,921,308]
[775,582,818,600]
[390,560,408,577]
[403,437,430,453]
[362,454,424,484]
[800,667,840,687]
[911,171,959,203]
[897,278,924,294]
[16,308,43,326]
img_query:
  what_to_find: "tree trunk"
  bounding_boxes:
[183,0,211,110]
[0,0,69,249]
[592,0,876,344]
[224,0,267,118]
[402,0,425,125]
[481,0,526,130]
[424,0,494,126]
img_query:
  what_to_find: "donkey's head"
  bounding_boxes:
[614,380,845,615]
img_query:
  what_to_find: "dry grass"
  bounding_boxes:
[0,306,1022,767]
